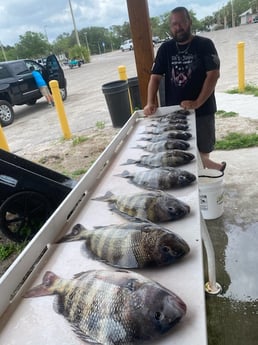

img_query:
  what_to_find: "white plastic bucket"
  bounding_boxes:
[198,169,224,220]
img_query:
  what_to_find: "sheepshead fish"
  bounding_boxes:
[152,109,190,120]
[139,130,192,142]
[143,123,189,134]
[24,269,187,345]
[122,150,195,168]
[117,168,196,190]
[151,117,188,125]
[57,221,190,268]
[92,190,190,222]
[136,139,190,152]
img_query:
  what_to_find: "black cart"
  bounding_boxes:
[0,149,76,242]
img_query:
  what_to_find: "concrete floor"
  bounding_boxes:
[205,148,258,344]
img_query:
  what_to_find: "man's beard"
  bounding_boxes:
[172,27,191,43]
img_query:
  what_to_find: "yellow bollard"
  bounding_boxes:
[118,65,128,80]
[49,80,72,139]
[237,41,245,93]
[117,65,133,113]
[0,125,10,151]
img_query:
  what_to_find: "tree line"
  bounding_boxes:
[1,0,257,62]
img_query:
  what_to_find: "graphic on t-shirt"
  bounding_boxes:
[171,53,193,87]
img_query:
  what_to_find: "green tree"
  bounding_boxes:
[15,31,51,59]
[69,45,90,63]
[52,33,71,58]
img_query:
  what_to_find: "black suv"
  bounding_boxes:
[0,55,67,126]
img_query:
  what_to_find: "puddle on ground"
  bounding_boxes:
[222,222,258,302]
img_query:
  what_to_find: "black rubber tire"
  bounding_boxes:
[0,191,52,242]
[60,87,67,101]
[0,100,14,127]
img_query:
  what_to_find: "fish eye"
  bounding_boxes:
[154,311,163,320]
[162,246,170,253]
[72,228,80,235]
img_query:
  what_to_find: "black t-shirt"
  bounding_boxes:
[152,35,220,116]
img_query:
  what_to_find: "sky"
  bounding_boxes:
[0,0,224,46]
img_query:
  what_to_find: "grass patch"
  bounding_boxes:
[71,168,88,178]
[227,83,258,96]
[216,132,258,150]
[0,242,27,261]
[216,110,238,118]
[72,135,89,146]
[96,121,105,129]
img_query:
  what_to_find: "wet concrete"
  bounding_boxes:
[205,148,258,344]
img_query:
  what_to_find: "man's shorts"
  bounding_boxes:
[39,86,51,97]
[195,113,215,153]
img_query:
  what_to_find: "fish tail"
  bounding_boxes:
[24,271,59,298]
[121,159,137,165]
[92,190,114,201]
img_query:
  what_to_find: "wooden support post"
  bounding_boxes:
[126,0,157,108]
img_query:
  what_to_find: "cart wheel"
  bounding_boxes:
[0,191,52,242]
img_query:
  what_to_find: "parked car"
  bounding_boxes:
[0,55,67,126]
[253,16,258,23]
[120,39,133,52]
[68,59,82,68]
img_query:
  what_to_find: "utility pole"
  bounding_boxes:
[68,0,81,46]
[84,32,90,51]
[231,0,235,27]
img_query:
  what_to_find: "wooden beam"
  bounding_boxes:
[126,0,156,108]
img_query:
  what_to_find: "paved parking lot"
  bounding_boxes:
[4,50,137,154]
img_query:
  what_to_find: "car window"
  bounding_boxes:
[0,66,12,79]
[10,61,29,75]
[46,55,59,72]
[25,60,43,73]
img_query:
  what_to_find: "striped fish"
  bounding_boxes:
[92,190,190,222]
[139,130,192,142]
[135,139,190,152]
[153,117,188,124]
[117,167,196,190]
[57,221,190,268]
[143,123,189,134]
[122,150,195,168]
[24,269,187,345]
[151,109,190,120]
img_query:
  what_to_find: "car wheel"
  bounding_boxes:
[0,100,14,127]
[60,87,67,101]
[0,191,52,242]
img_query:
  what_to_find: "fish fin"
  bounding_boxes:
[71,325,103,344]
[109,206,140,221]
[113,170,131,178]
[120,158,137,165]
[92,190,113,202]
[137,136,151,141]
[73,271,95,280]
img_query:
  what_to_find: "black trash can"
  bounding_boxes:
[128,77,142,110]
[102,80,131,128]
[158,75,166,107]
